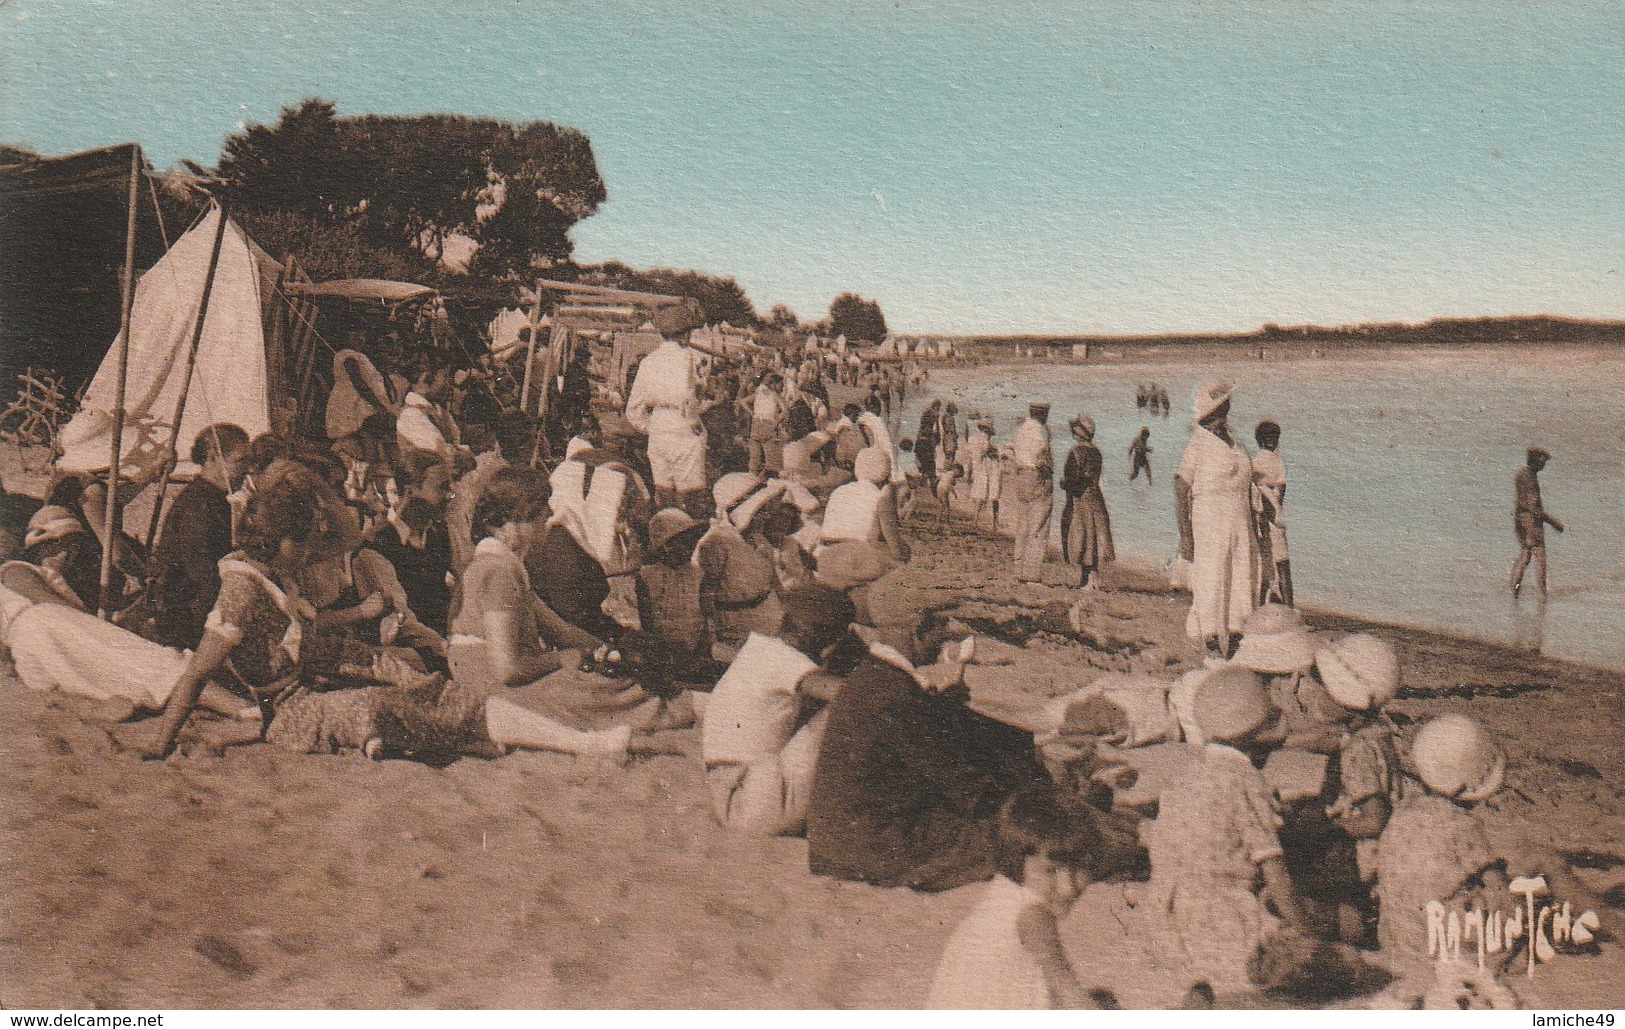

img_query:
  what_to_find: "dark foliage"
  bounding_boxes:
[828,292,888,344]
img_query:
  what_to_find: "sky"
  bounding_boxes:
[3,0,1622,335]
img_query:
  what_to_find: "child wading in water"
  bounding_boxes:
[927,787,1119,1009]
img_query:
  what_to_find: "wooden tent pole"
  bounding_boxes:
[96,145,143,619]
[519,279,543,415]
[141,204,231,554]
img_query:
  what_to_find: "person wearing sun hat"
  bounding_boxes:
[695,474,786,656]
[1374,714,1513,981]
[1175,381,1258,662]
[1308,633,1408,910]
[1145,664,1310,995]
[815,446,911,624]
[1060,413,1114,592]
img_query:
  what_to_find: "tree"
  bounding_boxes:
[215,99,362,222]
[210,99,607,280]
[828,292,887,343]
[767,304,800,332]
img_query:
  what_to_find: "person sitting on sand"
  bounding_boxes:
[141,423,252,650]
[813,448,910,625]
[626,509,728,703]
[446,470,650,760]
[1144,665,1311,997]
[13,504,103,612]
[926,788,1120,1010]
[1375,715,1513,986]
[807,626,1136,893]
[1311,633,1407,943]
[702,586,853,836]
[697,474,788,657]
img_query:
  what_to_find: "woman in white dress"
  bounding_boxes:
[1175,383,1258,663]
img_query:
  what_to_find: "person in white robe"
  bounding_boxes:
[1175,382,1258,662]
[624,335,709,517]
[1008,403,1054,583]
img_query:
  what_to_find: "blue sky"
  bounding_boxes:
[4,0,1621,334]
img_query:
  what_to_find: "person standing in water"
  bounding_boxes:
[1511,447,1564,599]
[1128,427,1153,485]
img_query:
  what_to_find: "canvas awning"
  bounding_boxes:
[285,279,438,304]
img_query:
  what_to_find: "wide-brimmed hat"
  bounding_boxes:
[1409,714,1505,802]
[1193,381,1234,422]
[1315,633,1401,711]
[1068,414,1095,439]
[23,505,84,549]
[712,472,761,518]
[1029,401,1051,417]
[1193,666,1273,744]
[647,508,705,555]
[1232,603,1318,675]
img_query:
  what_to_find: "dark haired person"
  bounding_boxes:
[926,788,1118,1009]
[1252,419,1292,606]
[142,423,251,648]
[1511,447,1564,599]
[808,630,1057,892]
[1128,426,1153,485]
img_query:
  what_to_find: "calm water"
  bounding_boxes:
[900,346,1625,671]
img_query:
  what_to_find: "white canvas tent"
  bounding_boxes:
[57,206,278,477]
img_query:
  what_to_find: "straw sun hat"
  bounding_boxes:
[1315,633,1401,711]
[1193,665,1275,745]
[1409,714,1506,802]
[647,509,705,555]
[23,505,85,549]
[1231,603,1318,675]
[1193,381,1234,422]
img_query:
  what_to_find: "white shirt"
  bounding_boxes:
[926,875,1053,1009]
[821,479,883,542]
[702,633,818,766]
[1178,426,1254,499]
[624,340,701,434]
[1010,418,1050,470]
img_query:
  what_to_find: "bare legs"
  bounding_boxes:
[483,696,632,759]
[1511,545,1547,599]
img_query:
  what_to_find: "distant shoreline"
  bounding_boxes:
[920,337,1625,368]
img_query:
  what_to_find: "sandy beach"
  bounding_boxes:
[2,516,1622,1009]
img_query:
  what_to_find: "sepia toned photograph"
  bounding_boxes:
[1,0,1621,1013]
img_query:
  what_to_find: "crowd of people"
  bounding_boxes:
[0,330,1597,1010]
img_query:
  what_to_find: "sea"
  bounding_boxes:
[897,345,1625,672]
